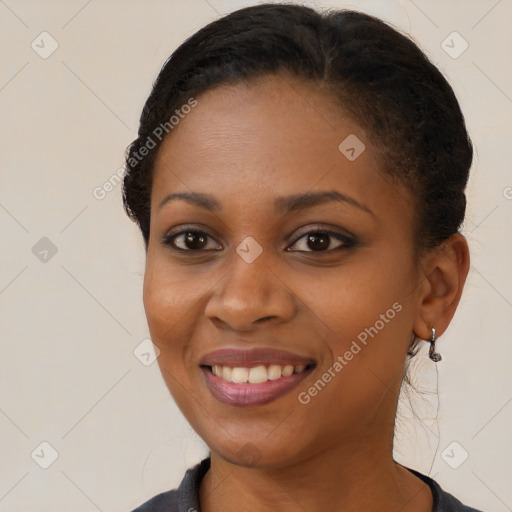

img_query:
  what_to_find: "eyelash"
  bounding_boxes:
[161,226,356,254]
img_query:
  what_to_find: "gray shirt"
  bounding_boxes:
[130,458,484,511]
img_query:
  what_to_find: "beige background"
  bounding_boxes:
[1,0,511,510]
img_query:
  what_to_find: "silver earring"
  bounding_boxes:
[428,327,442,362]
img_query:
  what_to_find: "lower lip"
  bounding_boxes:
[201,366,313,407]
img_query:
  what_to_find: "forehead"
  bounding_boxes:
[151,74,411,219]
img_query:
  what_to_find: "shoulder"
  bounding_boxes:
[130,489,179,512]
[435,485,485,512]
[128,458,210,512]
[406,467,485,512]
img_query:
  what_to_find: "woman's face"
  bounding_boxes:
[143,75,424,467]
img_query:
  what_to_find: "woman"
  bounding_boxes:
[123,4,482,511]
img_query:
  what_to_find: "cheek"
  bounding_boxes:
[142,262,205,409]
[291,266,412,429]
[142,260,197,352]
[298,255,416,394]
[303,258,411,334]
[143,253,201,320]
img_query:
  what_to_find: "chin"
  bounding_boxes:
[205,431,313,470]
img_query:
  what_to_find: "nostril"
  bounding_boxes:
[256,316,276,323]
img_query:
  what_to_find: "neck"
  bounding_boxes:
[199,439,433,512]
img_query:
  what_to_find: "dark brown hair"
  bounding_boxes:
[122,3,472,253]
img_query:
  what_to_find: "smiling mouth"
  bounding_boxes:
[200,363,316,407]
[203,363,315,383]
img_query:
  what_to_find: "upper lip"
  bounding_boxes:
[200,347,316,368]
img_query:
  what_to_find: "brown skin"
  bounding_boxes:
[143,74,470,512]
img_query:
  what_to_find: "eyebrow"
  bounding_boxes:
[157,190,373,216]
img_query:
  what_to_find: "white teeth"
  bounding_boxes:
[221,366,232,381]
[267,364,282,380]
[231,367,249,383]
[248,365,268,383]
[282,365,294,377]
[211,363,309,383]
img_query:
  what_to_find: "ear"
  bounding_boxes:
[413,234,470,340]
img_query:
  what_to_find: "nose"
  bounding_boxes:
[204,250,297,332]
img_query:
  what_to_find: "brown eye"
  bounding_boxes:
[288,230,354,253]
[163,230,221,251]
